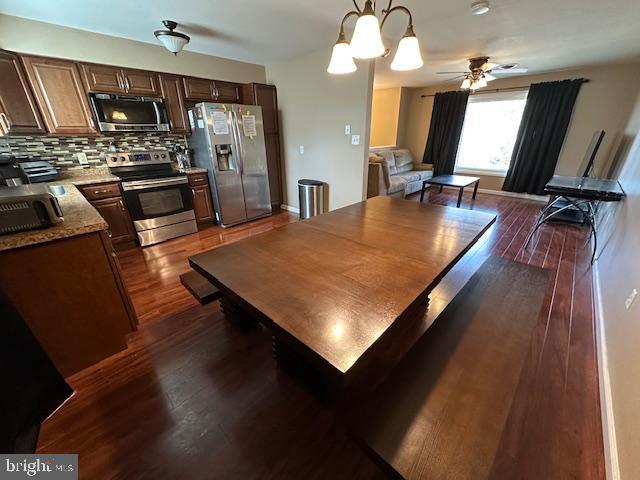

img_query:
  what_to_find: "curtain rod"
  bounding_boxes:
[420,79,590,98]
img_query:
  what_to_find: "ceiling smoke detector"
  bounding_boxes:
[470,1,490,15]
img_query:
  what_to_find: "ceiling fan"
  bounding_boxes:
[437,56,528,91]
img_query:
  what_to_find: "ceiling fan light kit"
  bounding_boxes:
[154,20,190,55]
[328,0,423,74]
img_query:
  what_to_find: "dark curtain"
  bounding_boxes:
[503,79,585,194]
[422,90,470,176]
[0,290,73,453]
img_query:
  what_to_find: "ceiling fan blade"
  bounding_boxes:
[482,62,498,71]
[483,73,496,81]
[491,64,529,74]
[445,75,467,82]
[436,71,468,74]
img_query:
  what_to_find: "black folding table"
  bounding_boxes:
[524,175,625,263]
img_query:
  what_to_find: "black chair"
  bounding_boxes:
[0,290,73,453]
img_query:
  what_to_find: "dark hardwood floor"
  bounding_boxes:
[36,190,604,479]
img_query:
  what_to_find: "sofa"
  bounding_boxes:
[367,146,433,198]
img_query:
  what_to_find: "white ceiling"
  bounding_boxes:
[2,0,640,88]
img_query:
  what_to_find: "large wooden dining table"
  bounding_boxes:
[189,196,496,388]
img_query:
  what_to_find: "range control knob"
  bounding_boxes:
[119,156,126,162]
[154,154,159,159]
[160,153,166,158]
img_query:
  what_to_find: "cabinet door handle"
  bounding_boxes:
[119,199,126,212]
[0,113,8,134]
[94,189,109,195]
[1,113,11,130]
[89,117,96,129]
[117,75,124,91]
[124,77,130,92]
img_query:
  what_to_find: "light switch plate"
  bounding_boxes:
[299,145,305,154]
[345,124,351,135]
[76,152,89,165]
[351,134,360,145]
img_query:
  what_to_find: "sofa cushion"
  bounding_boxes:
[388,176,406,194]
[393,149,414,174]
[415,169,433,181]
[380,151,397,175]
[395,171,421,183]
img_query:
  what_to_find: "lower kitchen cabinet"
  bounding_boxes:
[78,182,136,244]
[187,172,215,225]
[0,231,137,377]
[91,197,136,243]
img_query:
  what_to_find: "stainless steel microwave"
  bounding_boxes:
[89,93,170,133]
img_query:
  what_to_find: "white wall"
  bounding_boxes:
[0,14,266,83]
[596,90,640,480]
[267,48,374,211]
[399,62,640,190]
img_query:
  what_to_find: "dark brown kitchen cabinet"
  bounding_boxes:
[21,55,97,135]
[78,182,136,244]
[243,83,279,134]
[242,83,282,208]
[81,63,160,96]
[183,76,216,101]
[80,63,124,93]
[183,77,241,103]
[92,197,136,243]
[188,173,215,224]
[0,51,46,135]
[159,74,189,134]
[214,81,241,103]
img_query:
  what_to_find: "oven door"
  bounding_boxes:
[122,177,194,228]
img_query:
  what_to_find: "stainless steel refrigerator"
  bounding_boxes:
[188,103,272,227]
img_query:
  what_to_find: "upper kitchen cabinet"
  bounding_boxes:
[159,74,189,134]
[244,83,279,134]
[214,81,241,103]
[81,63,160,96]
[21,56,97,135]
[183,76,241,103]
[0,51,46,136]
[183,76,216,101]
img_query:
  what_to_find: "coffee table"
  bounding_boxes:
[420,174,480,208]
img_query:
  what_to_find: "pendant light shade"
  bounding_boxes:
[350,2,385,59]
[328,38,357,74]
[390,27,423,71]
[154,20,190,55]
[461,78,472,89]
[327,1,423,74]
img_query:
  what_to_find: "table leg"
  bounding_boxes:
[472,181,479,200]
[457,187,464,208]
[419,181,427,203]
[220,295,256,327]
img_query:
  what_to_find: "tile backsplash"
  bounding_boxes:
[0,133,188,171]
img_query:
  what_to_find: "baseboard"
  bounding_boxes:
[280,204,300,214]
[593,262,620,480]
[476,187,549,203]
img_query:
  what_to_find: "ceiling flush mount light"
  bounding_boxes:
[327,0,423,74]
[154,20,190,55]
[470,1,490,15]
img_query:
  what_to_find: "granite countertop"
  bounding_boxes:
[0,183,109,252]
[56,168,120,186]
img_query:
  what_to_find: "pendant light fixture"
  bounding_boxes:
[327,1,423,74]
[154,20,190,55]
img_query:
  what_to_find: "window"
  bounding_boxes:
[455,90,528,174]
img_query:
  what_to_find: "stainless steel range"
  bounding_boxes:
[106,150,197,246]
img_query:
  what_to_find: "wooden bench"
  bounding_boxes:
[180,270,223,305]
[348,256,550,479]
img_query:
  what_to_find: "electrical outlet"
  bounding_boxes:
[76,152,89,165]
[299,145,305,155]
[345,124,351,135]
[351,134,360,145]
[625,288,638,310]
